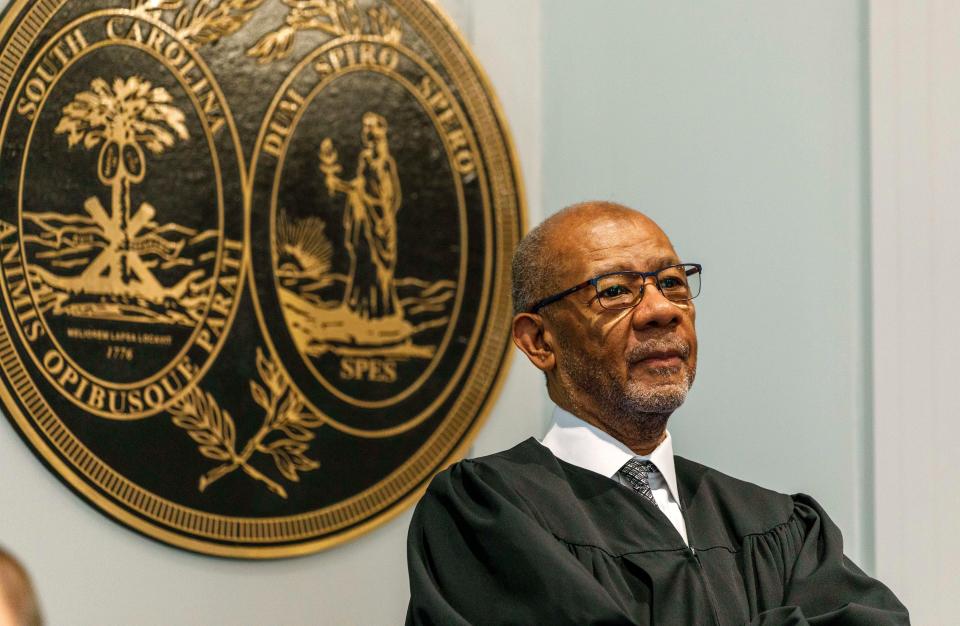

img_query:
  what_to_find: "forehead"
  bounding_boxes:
[555,213,679,280]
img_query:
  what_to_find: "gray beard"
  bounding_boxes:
[558,336,696,439]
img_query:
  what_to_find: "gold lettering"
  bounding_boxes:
[0,246,41,333]
[127,21,145,44]
[16,98,36,120]
[2,240,20,264]
[359,43,376,65]
[35,59,58,82]
[56,363,80,388]
[160,372,182,397]
[209,293,231,317]
[338,358,399,383]
[189,76,208,95]
[419,76,435,98]
[447,128,468,152]
[328,47,345,72]
[9,272,33,315]
[436,107,456,130]
[218,274,238,294]
[447,129,476,175]
[195,328,214,354]
[24,78,45,103]
[63,27,89,55]
[163,40,186,67]
[128,390,144,412]
[108,390,125,413]
[145,27,166,55]
[24,320,44,342]
[205,314,226,336]
[73,377,88,402]
[42,350,64,376]
[17,27,89,121]
[383,360,397,382]
[143,384,164,408]
[315,43,398,78]
[378,47,399,70]
[106,17,125,40]
[86,384,106,410]
[49,44,70,66]
[263,88,304,159]
[178,57,197,82]
[175,357,196,380]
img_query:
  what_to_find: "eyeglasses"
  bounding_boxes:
[527,263,702,314]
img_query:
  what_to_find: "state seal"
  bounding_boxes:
[0,0,523,557]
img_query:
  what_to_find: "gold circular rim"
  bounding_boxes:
[0,0,526,558]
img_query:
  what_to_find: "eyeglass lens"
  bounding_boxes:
[595,265,701,309]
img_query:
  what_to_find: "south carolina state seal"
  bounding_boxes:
[0,0,523,558]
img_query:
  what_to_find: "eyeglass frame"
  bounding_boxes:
[526,263,703,314]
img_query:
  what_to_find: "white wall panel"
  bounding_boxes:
[870,2,960,622]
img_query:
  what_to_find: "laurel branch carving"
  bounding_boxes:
[170,348,324,498]
[247,0,402,63]
[129,1,402,66]
[131,0,265,48]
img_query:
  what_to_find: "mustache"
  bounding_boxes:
[627,337,692,363]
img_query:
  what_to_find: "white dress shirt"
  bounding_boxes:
[540,406,689,545]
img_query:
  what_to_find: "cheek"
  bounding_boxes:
[595,308,633,342]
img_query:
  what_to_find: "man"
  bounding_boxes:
[405,202,908,625]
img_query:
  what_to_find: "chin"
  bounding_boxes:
[622,381,691,414]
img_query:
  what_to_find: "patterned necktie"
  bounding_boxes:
[619,458,658,506]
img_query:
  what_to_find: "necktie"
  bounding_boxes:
[619,458,658,506]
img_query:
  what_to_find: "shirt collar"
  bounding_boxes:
[540,405,682,505]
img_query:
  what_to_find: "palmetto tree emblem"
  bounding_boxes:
[30,75,207,312]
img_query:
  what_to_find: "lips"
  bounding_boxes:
[637,352,683,367]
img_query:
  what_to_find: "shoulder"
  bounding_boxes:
[424,438,561,499]
[675,456,802,542]
[418,438,620,528]
[676,456,792,504]
[408,438,574,534]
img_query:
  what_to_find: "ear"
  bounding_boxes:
[512,312,556,373]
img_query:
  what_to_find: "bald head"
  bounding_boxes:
[511,201,667,315]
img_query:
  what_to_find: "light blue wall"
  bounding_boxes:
[542,1,873,567]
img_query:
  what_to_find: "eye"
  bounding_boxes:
[599,284,632,299]
[659,276,686,289]
[596,282,637,307]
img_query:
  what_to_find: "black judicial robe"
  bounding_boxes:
[406,439,908,625]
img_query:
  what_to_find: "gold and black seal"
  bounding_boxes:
[0,0,523,558]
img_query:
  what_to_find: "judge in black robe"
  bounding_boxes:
[406,439,908,625]
[405,202,907,624]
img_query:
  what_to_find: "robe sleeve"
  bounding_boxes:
[748,494,909,625]
[405,460,638,626]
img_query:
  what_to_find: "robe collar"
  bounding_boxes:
[541,406,682,508]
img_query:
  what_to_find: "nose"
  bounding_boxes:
[629,279,683,329]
